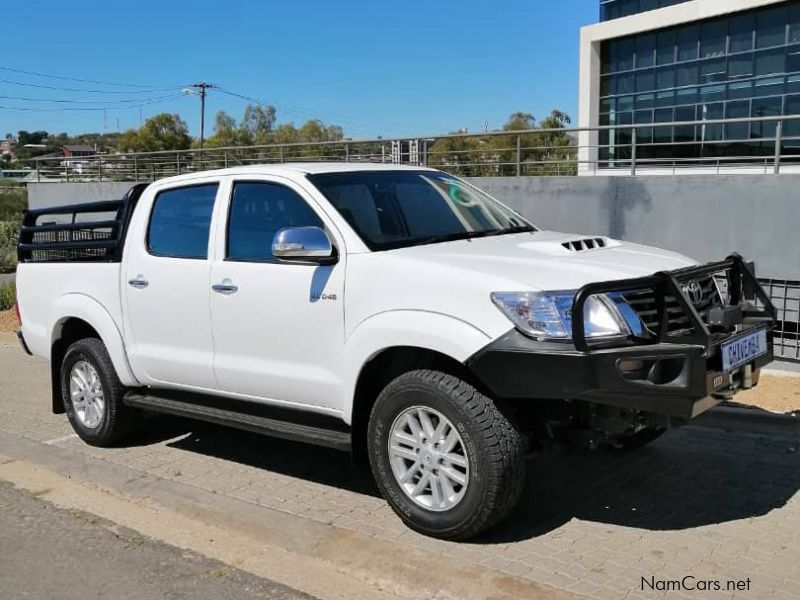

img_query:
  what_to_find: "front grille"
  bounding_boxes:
[622,276,719,335]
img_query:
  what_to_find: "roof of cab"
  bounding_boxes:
[152,162,437,186]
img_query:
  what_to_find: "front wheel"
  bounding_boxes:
[367,370,526,540]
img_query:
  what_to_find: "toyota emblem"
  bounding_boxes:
[682,281,704,304]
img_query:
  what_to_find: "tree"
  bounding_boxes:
[530,109,575,175]
[427,131,492,176]
[117,113,191,152]
[241,104,276,144]
[503,112,536,131]
[204,110,248,148]
[488,109,575,175]
[17,130,49,147]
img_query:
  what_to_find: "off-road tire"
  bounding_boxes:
[61,338,135,447]
[367,369,526,540]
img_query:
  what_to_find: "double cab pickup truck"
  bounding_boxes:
[15,164,776,539]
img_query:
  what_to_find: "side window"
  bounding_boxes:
[227,181,324,262]
[148,184,218,259]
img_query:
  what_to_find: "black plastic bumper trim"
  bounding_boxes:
[466,327,774,422]
[16,330,32,356]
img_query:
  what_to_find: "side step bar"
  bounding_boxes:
[123,391,351,452]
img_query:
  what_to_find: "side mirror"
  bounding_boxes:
[272,226,337,264]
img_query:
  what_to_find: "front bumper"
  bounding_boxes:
[467,326,774,422]
[467,255,777,423]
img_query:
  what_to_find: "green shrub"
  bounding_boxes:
[0,221,18,273]
[0,280,14,311]
[0,186,26,222]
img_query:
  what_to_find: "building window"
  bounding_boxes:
[598,1,800,164]
[600,0,696,22]
[756,6,787,49]
[730,13,755,53]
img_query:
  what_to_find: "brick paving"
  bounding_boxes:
[1,338,799,599]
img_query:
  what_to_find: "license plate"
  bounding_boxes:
[721,327,768,372]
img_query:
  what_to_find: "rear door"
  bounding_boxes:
[121,178,222,389]
[208,177,346,411]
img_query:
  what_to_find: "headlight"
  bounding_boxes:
[491,291,630,341]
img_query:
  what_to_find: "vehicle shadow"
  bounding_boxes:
[479,425,800,544]
[162,417,380,497]
[140,417,798,542]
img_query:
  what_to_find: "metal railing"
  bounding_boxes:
[760,278,800,363]
[21,113,800,182]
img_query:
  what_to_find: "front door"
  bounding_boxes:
[122,180,221,389]
[209,178,346,411]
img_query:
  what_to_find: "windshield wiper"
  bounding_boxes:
[407,231,496,247]
[406,226,535,248]
[483,225,537,237]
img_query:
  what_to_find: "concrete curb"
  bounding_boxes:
[691,405,799,438]
[0,430,577,600]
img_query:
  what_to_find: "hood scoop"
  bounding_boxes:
[561,237,609,252]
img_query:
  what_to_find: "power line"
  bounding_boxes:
[0,77,183,94]
[0,93,186,105]
[216,88,374,138]
[217,88,423,136]
[0,94,187,112]
[0,64,183,89]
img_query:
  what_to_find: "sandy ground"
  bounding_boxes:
[0,309,17,332]
[729,372,800,414]
[1,310,797,414]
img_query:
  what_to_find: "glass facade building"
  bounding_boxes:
[601,0,695,22]
[599,1,800,163]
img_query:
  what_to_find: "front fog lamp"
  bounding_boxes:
[491,291,629,341]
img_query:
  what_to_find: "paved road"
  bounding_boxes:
[0,480,314,600]
[1,334,799,599]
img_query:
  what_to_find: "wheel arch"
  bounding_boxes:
[344,310,493,466]
[49,294,138,414]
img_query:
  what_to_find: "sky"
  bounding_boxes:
[1,1,597,140]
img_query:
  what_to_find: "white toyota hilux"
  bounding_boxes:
[16,164,776,539]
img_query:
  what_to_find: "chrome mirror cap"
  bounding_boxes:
[272,226,335,261]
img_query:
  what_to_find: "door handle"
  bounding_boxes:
[212,282,238,295]
[128,277,149,289]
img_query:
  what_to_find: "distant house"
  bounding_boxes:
[62,144,96,158]
[0,138,14,156]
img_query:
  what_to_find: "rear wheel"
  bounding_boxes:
[367,370,526,540]
[61,338,135,447]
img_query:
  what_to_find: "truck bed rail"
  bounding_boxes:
[17,184,147,264]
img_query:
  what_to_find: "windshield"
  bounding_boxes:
[307,170,535,251]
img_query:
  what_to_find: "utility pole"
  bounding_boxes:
[189,83,216,150]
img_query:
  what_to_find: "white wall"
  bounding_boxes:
[467,174,800,280]
[27,182,134,211]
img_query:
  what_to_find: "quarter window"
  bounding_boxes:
[227,182,324,262]
[148,184,218,259]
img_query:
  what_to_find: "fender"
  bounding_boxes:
[341,309,492,424]
[50,293,139,387]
